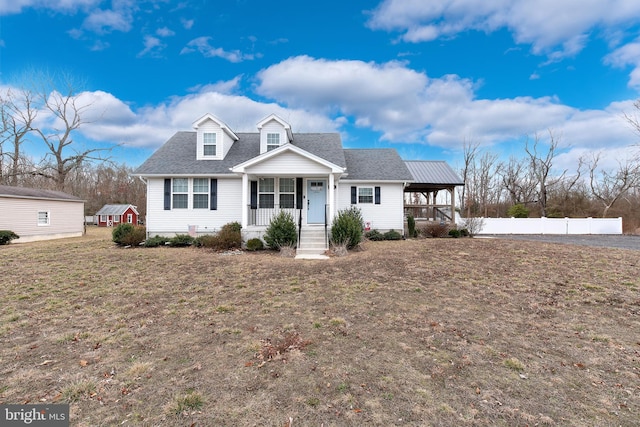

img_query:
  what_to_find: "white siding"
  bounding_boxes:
[146,177,242,236]
[0,196,84,243]
[248,151,331,175]
[336,181,405,232]
[196,118,235,160]
[260,120,287,154]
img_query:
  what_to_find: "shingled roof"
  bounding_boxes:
[342,149,413,181]
[0,185,83,201]
[133,132,347,176]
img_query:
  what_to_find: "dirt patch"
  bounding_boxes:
[1,227,639,426]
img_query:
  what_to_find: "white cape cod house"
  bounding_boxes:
[133,113,459,254]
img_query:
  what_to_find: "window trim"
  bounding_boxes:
[266,133,280,151]
[172,178,189,209]
[358,187,374,204]
[258,177,275,208]
[279,177,295,209]
[192,177,209,209]
[203,132,217,157]
[127,213,133,223]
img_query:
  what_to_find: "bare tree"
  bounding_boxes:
[459,139,479,217]
[587,152,640,218]
[498,155,538,206]
[524,130,567,217]
[0,88,38,185]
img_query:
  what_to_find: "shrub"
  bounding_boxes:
[459,228,470,237]
[383,229,403,240]
[0,230,19,245]
[193,235,217,248]
[169,234,194,247]
[212,225,242,250]
[112,223,135,245]
[507,203,529,218]
[263,211,297,249]
[223,221,242,233]
[365,229,385,241]
[112,224,145,246]
[145,235,171,247]
[407,215,417,238]
[448,229,461,238]
[330,206,363,249]
[421,222,450,238]
[246,238,264,251]
[461,217,485,237]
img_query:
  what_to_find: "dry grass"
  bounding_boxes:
[0,227,639,426]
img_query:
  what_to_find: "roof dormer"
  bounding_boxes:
[193,113,239,160]
[257,114,293,154]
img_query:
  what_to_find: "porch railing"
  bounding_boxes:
[325,204,329,247]
[247,205,301,227]
[297,208,302,248]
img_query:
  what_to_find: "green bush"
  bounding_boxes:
[263,211,298,249]
[212,226,242,250]
[223,221,242,233]
[383,229,403,240]
[407,215,417,238]
[459,228,470,237]
[169,234,194,247]
[507,203,529,218]
[448,229,461,238]
[0,230,19,245]
[145,235,171,247]
[246,238,264,251]
[365,229,385,241]
[330,206,363,249]
[112,223,134,245]
[113,224,146,246]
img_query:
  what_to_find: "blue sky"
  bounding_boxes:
[2,0,640,171]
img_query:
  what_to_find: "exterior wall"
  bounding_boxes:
[0,196,84,243]
[123,207,138,224]
[195,118,235,160]
[260,120,287,153]
[145,177,242,236]
[336,181,406,232]
[249,151,331,175]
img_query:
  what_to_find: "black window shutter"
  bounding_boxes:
[351,186,357,204]
[375,186,381,205]
[164,179,171,210]
[250,181,258,209]
[296,178,303,209]
[210,178,218,210]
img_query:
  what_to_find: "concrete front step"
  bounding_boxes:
[297,227,328,257]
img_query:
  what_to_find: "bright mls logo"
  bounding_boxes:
[1,404,69,426]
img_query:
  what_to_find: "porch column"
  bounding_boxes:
[449,187,455,225]
[241,173,248,228]
[328,173,335,224]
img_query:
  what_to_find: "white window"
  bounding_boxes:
[259,178,275,208]
[100,215,107,222]
[203,132,216,156]
[127,213,133,223]
[279,178,295,208]
[172,178,188,209]
[193,178,209,209]
[266,133,280,151]
[113,215,120,223]
[358,187,373,204]
[38,211,50,226]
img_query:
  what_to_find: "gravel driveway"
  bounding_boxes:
[480,234,640,251]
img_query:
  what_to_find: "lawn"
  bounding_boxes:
[1,227,639,426]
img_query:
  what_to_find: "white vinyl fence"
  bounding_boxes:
[474,217,623,235]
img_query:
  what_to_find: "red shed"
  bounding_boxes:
[95,204,139,227]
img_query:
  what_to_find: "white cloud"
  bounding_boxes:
[367,0,640,58]
[156,26,175,37]
[82,6,134,34]
[604,38,640,88]
[0,0,99,15]
[255,56,639,155]
[180,37,254,62]
[137,35,165,58]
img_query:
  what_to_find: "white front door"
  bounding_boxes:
[307,180,326,224]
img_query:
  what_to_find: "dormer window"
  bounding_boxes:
[203,132,217,156]
[267,133,280,151]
